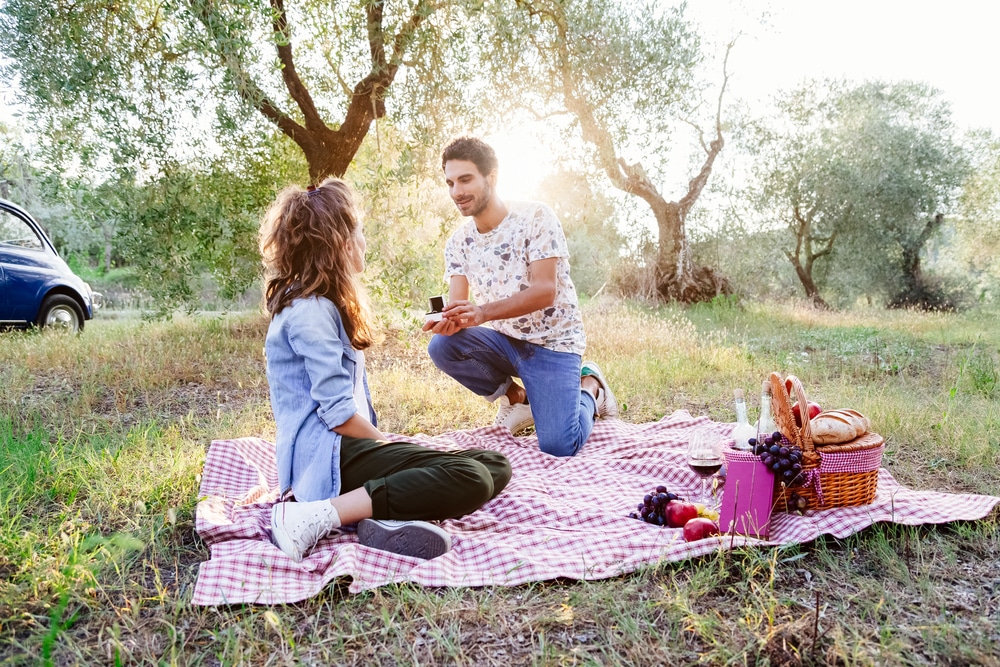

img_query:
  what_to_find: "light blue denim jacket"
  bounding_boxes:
[265,295,376,502]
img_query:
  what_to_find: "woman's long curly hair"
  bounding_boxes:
[259,178,377,350]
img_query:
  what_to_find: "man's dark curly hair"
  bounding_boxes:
[441,136,498,177]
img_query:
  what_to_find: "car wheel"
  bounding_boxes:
[36,294,84,333]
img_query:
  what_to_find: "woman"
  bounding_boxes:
[261,178,511,562]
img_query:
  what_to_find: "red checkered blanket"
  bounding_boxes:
[192,411,999,605]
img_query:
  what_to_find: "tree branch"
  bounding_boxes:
[187,0,307,143]
[269,0,327,132]
[677,41,732,216]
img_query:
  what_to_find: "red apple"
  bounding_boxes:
[792,401,822,426]
[683,517,720,542]
[664,501,699,528]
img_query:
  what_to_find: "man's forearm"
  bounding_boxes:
[478,283,556,322]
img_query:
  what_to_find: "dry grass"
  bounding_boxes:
[1,300,998,666]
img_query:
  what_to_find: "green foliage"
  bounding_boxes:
[535,168,625,296]
[478,0,702,166]
[955,129,1000,297]
[745,80,971,308]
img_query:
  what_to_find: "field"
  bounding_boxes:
[1,298,998,666]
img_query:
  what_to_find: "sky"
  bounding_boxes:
[493,0,1000,199]
[3,1,997,199]
[688,0,1000,131]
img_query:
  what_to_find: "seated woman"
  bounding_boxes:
[261,178,511,561]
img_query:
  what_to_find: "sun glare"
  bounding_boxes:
[485,125,559,203]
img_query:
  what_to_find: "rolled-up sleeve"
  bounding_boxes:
[285,301,359,431]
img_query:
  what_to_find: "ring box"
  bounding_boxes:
[425,295,445,323]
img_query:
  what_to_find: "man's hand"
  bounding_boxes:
[442,300,485,328]
[421,299,481,334]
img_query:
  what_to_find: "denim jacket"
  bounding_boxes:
[265,295,376,502]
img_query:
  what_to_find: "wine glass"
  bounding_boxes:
[687,430,724,505]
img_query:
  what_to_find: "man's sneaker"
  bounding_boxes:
[493,395,534,435]
[357,519,452,560]
[270,501,341,562]
[581,361,619,419]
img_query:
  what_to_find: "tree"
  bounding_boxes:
[1,0,489,308]
[0,0,475,183]
[956,130,1000,295]
[744,81,863,308]
[478,0,732,303]
[747,80,969,308]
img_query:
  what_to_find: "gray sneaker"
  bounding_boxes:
[270,501,341,562]
[493,395,534,435]
[357,519,452,560]
[581,361,619,419]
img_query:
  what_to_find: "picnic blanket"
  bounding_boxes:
[192,411,1000,605]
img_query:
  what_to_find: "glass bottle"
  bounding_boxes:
[731,388,756,450]
[757,379,778,441]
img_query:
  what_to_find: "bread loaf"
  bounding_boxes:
[811,411,859,444]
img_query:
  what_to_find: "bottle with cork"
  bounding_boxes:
[731,388,756,450]
[757,379,778,442]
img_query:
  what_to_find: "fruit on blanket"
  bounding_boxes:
[664,500,699,528]
[629,486,684,525]
[683,517,720,542]
[694,503,720,521]
[791,401,822,426]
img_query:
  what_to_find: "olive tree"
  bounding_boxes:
[477,0,733,303]
[0,0,477,182]
[747,80,969,308]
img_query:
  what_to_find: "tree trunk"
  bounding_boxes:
[787,252,828,309]
[556,36,735,304]
[889,213,946,309]
[786,205,834,309]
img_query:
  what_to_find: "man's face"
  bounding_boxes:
[444,159,495,218]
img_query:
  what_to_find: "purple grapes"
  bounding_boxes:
[753,431,805,487]
[629,486,685,526]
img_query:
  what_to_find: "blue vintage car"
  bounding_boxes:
[0,198,101,333]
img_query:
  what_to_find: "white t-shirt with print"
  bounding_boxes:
[443,201,586,356]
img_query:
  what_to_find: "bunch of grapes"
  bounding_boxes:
[627,485,683,526]
[785,490,809,512]
[749,431,804,487]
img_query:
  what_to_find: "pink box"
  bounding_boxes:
[719,460,775,538]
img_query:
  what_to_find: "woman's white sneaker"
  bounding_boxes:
[270,500,341,562]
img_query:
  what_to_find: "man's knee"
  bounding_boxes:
[537,434,583,458]
[427,333,454,366]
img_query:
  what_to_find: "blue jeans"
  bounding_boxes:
[427,327,596,457]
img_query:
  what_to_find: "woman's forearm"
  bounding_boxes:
[332,413,386,440]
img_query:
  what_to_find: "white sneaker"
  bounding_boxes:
[270,500,341,562]
[582,361,619,419]
[493,395,534,435]
[357,519,452,560]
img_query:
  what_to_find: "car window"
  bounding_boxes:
[0,210,44,250]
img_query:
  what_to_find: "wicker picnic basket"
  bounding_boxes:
[769,372,885,511]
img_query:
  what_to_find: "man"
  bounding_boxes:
[423,136,618,457]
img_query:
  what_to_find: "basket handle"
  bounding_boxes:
[783,375,814,454]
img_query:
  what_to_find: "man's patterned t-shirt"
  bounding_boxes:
[443,201,586,355]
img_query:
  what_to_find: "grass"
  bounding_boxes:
[1,298,998,665]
